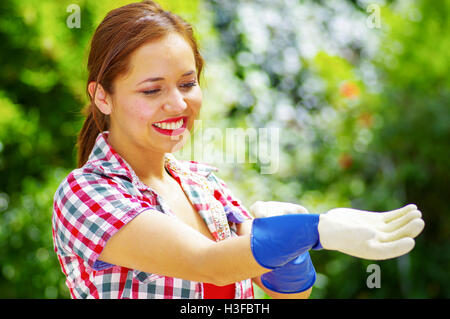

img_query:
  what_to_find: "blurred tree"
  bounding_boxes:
[0,0,203,298]
[0,0,448,299]
[204,0,449,298]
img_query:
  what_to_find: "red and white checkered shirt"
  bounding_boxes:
[52,132,254,299]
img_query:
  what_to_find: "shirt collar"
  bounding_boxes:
[86,132,134,182]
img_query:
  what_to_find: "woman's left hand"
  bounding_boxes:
[249,201,309,218]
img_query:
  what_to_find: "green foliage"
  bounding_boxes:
[205,0,449,298]
[0,0,448,298]
[0,0,202,298]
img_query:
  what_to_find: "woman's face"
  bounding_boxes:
[106,32,202,154]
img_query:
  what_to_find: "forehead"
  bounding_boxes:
[124,33,196,81]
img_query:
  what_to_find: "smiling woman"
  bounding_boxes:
[77,1,204,167]
[51,0,424,300]
[89,33,202,167]
[53,0,265,299]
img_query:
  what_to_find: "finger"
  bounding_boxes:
[267,201,309,215]
[285,204,309,215]
[369,237,415,260]
[382,204,417,223]
[249,201,261,214]
[249,201,268,218]
[381,209,422,232]
[379,218,425,242]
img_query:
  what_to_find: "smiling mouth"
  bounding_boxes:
[152,116,187,135]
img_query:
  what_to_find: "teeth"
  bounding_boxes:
[153,119,184,130]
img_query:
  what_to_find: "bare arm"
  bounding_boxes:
[98,209,271,286]
[236,220,312,299]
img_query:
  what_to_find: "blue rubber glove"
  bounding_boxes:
[250,214,322,269]
[261,251,316,294]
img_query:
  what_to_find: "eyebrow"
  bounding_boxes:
[137,70,195,85]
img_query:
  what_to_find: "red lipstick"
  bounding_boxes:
[152,116,188,136]
[153,116,186,124]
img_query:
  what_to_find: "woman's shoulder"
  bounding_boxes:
[56,161,110,186]
[53,159,131,204]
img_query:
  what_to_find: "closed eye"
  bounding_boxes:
[142,82,197,96]
[142,89,161,95]
[180,81,197,89]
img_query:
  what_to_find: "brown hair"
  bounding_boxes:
[77,0,204,167]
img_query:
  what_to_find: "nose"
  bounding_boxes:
[162,87,187,113]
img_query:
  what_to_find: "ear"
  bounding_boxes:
[88,81,113,115]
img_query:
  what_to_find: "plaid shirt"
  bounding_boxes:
[52,132,254,299]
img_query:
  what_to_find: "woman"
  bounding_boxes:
[52,0,424,299]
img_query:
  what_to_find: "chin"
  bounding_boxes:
[165,143,185,154]
[162,135,190,154]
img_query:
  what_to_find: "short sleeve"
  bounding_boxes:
[206,172,253,224]
[52,171,154,271]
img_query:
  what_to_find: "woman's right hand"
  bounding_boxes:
[318,204,425,260]
[250,201,309,218]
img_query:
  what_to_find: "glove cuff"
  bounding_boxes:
[260,252,317,294]
[261,272,316,294]
[250,214,322,269]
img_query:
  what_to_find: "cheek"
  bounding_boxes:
[188,87,202,112]
[126,97,159,123]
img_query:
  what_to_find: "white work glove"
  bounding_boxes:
[250,201,309,218]
[250,201,425,261]
[318,204,425,260]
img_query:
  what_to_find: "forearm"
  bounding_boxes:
[99,211,271,285]
[196,233,313,296]
[200,214,321,286]
[199,234,271,286]
[100,211,322,287]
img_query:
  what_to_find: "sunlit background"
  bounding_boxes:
[0,0,449,298]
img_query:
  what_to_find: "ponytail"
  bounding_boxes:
[76,104,109,167]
